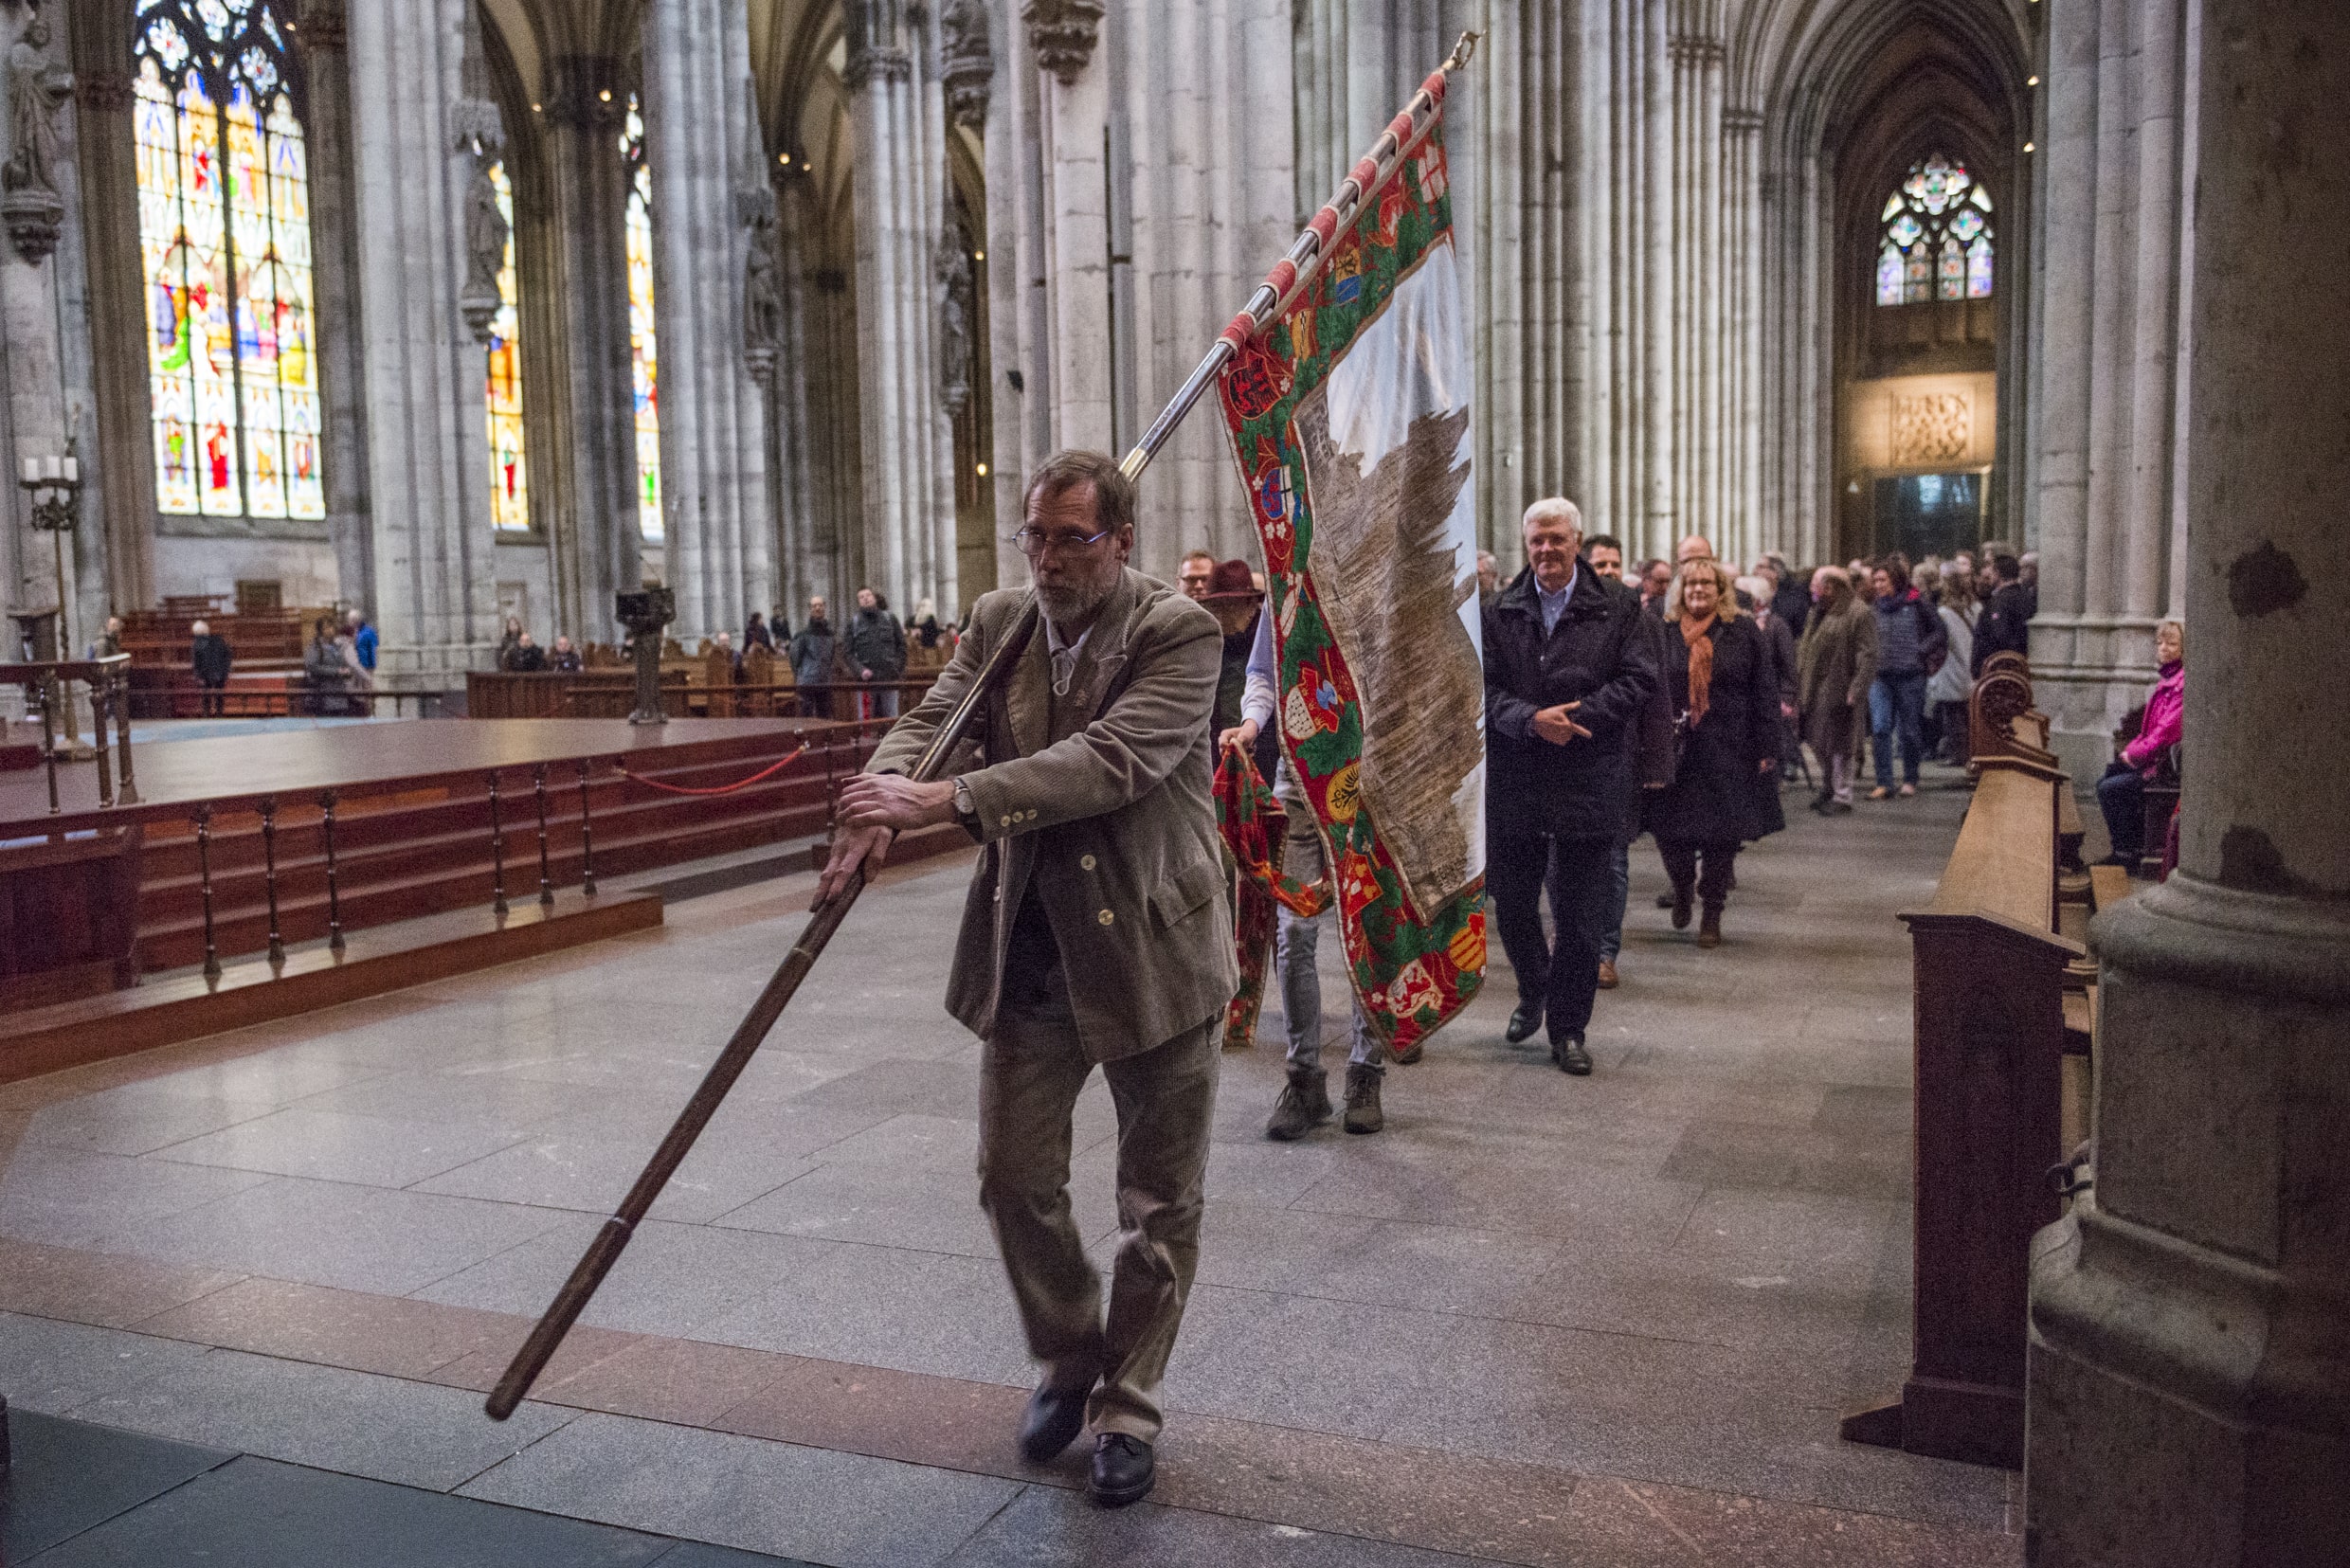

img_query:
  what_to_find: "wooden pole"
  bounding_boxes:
[484,605,1039,1419]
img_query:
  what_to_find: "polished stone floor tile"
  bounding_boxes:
[690,1238,1033,1387]
[0,1407,230,1562]
[460,1411,1020,1568]
[0,1313,219,1415]
[19,1092,284,1159]
[19,1453,677,1568]
[414,1217,807,1340]
[132,1276,518,1380]
[412,1128,817,1225]
[291,1072,628,1133]
[536,1335,804,1428]
[96,1176,570,1296]
[0,1146,278,1252]
[943,1484,1491,1568]
[67,1345,576,1490]
[151,1108,533,1189]
[0,1237,244,1331]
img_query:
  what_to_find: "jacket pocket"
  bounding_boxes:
[1148,856,1224,931]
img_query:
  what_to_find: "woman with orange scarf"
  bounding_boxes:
[1643,560,1783,946]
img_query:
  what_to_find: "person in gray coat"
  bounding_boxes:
[822,450,1229,1511]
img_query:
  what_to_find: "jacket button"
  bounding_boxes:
[1000,813,1012,826]
[1096,909,1114,926]
[1079,854,1096,871]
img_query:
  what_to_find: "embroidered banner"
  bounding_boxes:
[1214,93,1486,1054]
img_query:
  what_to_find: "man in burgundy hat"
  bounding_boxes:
[1197,558,1261,744]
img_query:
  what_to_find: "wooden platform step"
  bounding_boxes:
[0,889,661,1085]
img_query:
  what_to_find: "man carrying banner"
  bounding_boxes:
[822,451,1231,1509]
[1483,498,1658,1073]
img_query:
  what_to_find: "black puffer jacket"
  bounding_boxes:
[1483,564,1659,842]
[1644,614,1781,845]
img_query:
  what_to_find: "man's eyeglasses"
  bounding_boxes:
[1013,526,1114,557]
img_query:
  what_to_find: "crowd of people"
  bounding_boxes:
[804,450,2191,1509]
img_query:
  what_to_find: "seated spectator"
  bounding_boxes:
[503,631,549,673]
[550,634,583,673]
[2098,621,2183,872]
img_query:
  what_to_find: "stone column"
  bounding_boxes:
[1022,0,1111,460]
[1120,0,1293,572]
[2024,2,2350,1563]
[2026,0,2196,781]
[347,0,498,683]
[842,0,955,613]
[297,0,373,617]
[63,1,154,615]
[768,174,822,622]
[1,2,107,657]
[538,52,640,643]
[644,0,772,643]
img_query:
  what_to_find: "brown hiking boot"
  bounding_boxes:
[1342,1064,1384,1134]
[1266,1066,1331,1141]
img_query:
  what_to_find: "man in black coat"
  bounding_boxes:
[845,586,909,716]
[1484,499,1659,1075]
[190,619,233,716]
[1971,548,2034,675]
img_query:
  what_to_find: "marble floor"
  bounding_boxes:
[0,766,2022,1567]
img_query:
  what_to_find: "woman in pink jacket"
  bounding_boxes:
[2098,620,2183,871]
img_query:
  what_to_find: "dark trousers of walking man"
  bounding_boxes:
[1489,833,1617,1048]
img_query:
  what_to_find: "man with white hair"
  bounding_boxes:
[1482,497,1658,1074]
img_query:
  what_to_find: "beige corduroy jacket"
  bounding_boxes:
[867,568,1235,1062]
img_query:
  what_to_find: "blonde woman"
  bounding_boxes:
[1644,560,1782,946]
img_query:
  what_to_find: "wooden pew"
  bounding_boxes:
[1843,661,2087,1471]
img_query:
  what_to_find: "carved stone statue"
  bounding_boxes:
[458,154,509,344]
[940,0,993,130]
[1020,0,1106,86]
[743,206,783,386]
[935,224,974,414]
[1,17,72,261]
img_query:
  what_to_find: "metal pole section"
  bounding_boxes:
[113,668,137,804]
[576,760,598,895]
[319,789,346,955]
[485,606,1041,1421]
[533,765,554,908]
[196,804,222,982]
[487,771,509,919]
[1115,30,1480,483]
[260,798,284,969]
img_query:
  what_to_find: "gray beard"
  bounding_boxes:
[1033,572,1113,627]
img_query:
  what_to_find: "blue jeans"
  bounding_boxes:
[1869,671,1928,788]
[1600,839,1629,964]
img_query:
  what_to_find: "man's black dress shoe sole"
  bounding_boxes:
[1505,1004,1543,1045]
[1018,1384,1089,1463]
[1089,1433,1155,1507]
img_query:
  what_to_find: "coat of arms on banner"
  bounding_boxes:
[1214,117,1485,1054]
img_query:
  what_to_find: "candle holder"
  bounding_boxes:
[19,449,89,757]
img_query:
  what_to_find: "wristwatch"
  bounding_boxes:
[951,776,978,827]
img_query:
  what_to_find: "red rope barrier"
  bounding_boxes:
[612,745,808,797]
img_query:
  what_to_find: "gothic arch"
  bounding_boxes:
[1735,0,2032,562]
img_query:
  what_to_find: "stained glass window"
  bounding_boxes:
[1873,153,1994,307]
[623,98,661,543]
[484,160,528,532]
[133,0,323,519]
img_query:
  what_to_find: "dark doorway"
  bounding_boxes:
[1872,471,1983,561]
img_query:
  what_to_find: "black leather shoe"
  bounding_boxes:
[1018,1382,1090,1464]
[1670,888,1694,929]
[1654,892,1676,909]
[1089,1433,1155,1506]
[1506,1003,1543,1044]
[1552,1034,1593,1075]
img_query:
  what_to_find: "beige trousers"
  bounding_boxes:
[978,995,1219,1443]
